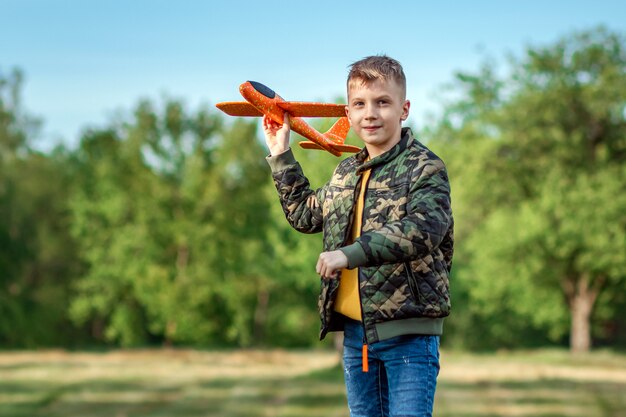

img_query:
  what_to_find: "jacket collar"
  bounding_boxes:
[356,127,413,175]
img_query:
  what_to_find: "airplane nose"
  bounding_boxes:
[246,81,276,99]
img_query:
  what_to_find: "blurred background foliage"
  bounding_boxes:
[1,27,624,352]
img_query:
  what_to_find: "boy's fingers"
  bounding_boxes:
[316,251,348,279]
[316,256,324,277]
[306,195,318,209]
[317,252,338,280]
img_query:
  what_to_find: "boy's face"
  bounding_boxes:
[346,78,410,157]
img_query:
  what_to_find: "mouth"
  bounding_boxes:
[363,126,381,132]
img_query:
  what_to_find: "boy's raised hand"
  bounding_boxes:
[263,113,290,156]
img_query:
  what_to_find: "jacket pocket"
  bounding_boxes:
[405,261,424,304]
[369,184,409,222]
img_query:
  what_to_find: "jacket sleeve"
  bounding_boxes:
[340,161,453,268]
[266,149,324,234]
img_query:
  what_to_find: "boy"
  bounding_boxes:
[263,55,453,417]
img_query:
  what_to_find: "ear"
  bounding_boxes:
[345,105,351,125]
[400,100,410,121]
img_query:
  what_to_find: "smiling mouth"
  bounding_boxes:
[363,126,381,131]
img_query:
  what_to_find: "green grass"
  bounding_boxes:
[0,349,625,416]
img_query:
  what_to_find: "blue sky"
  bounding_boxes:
[2,0,625,150]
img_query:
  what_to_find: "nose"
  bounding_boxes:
[364,104,378,120]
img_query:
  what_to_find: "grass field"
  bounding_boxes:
[1,348,625,417]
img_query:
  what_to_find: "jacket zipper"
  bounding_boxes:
[358,268,368,373]
[323,175,360,333]
[355,170,371,373]
[336,165,371,373]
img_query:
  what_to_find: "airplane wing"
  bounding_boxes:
[277,102,346,117]
[299,141,361,153]
[215,102,264,117]
[217,101,346,118]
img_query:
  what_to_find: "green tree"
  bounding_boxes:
[69,98,225,346]
[424,27,626,352]
[0,68,82,347]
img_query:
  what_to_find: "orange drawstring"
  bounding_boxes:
[362,344,369,372]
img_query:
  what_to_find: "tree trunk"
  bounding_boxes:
[566,275,601,353]
[570,288,593,353]
[253,285,269,344]
[91,318,105,340]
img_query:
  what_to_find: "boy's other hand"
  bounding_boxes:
[263,113,290,156]
[316,250,348,279]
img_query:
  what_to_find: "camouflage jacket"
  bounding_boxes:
[267,128,453,344]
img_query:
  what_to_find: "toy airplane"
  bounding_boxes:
[216,81,361,157]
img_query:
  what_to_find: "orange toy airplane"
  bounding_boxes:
[216,81,361,157]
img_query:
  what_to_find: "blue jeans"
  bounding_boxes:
[342,318,440,417]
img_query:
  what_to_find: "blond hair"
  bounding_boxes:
[347,55,406,98]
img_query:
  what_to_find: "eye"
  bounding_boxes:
[352,101,364,107]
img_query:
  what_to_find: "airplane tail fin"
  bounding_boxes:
[298,118,361,155]
[323,117,350,143]
[297,117,360,156]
